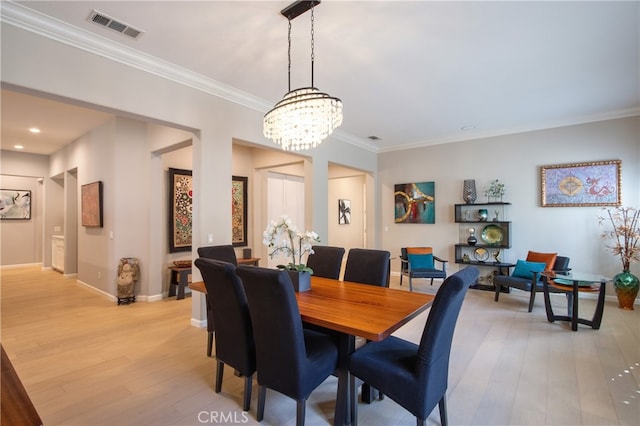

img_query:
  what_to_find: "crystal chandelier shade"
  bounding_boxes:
[263,1,342,151]
[264,87,343,151]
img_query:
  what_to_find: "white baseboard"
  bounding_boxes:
[0,262,42,269]
[191,318,207,328]
[76,279,117,302]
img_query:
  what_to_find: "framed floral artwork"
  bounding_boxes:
[541,160,621,207]
[169,168,192,252]
[232,176,248,247]
[81,181,103,227]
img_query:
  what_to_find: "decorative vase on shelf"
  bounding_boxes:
[287,270,311,292]
[477,209,488,221]
[467,228,477,245]
[462,180,477,204]
[613,270,639,310]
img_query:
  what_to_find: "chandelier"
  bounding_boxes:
[263,0,343,151]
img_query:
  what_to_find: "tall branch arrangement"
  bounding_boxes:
[599,206,640,271]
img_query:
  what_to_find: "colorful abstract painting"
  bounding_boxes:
[394,181,436,223]
[169,168,192,252]
[541,160,621,207]
[232,176,248,246]
[0,189,31,220]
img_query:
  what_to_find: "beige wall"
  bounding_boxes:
[379,116,640,286]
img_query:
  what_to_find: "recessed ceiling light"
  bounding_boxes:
[29,127,40,134]
[461,125,476,131]
[14,145,24,150]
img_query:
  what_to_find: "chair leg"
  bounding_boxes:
[242,374,253,411]
[438,395,448,426]
[400,273,404,286]
[296,400,306,426]
[494,283,501,301]
[215,360,224,393]
[528,289,537,312]
[409,276,413,292]
[416,418,426,426]
[207,331,213,357]
[430,278,434,285]
[257,385,266,421]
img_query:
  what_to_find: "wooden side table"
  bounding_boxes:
[237,257,260,266]
[168,266,192,300]
[541,271,608,331]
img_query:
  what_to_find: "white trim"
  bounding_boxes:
[76,279,117,302]
[0,262,42,269]
[191,318,207,329]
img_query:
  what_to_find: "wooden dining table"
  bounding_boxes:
[190,274,435,425]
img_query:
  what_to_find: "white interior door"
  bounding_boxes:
[267,172,305,268]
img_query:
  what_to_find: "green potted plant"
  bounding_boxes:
[599,206,640,310]
[484,179,506,203]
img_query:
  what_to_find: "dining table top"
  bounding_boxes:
[189,275,435,341]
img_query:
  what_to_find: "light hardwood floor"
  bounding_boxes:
[1,266,638,426]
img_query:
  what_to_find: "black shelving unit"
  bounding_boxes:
[454,203,514,291]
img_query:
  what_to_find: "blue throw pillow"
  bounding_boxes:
[408,253,434,269]
[511,259,546,279]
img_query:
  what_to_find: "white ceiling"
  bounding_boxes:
[2,0,639,156]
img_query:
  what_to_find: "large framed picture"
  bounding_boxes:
[169,168,192,252]
[541,160,621,207]
[394,181,435,223]
[81,181,103,227]
[232,176,248,247]
[0,189,31,220]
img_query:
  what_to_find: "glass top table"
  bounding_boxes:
[540,271,610,331]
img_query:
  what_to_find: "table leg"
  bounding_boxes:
[168,270,177,297]
[571,282,579,331]
[334,334,355,426]
[177,271,188,300]
[591,280,607,329]
[543,278,556,323]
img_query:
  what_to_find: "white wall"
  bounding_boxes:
[0,175,42,265]
[379,117,640,289]
[329,175,365,252]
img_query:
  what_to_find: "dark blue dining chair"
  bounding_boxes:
[236,265,339,426]
[305,245,345,280]
[194,257,255,412]
[349,266,480,426]
[343,248,391,287]
[197,245,237,356]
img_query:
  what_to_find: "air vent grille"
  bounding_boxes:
[88,10,144,40]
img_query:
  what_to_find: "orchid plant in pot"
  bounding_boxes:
[263,214,320,291]
[599,206,640,310]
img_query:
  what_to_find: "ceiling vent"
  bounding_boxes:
[88,10,144,40]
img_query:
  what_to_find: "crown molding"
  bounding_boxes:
[1,1,378,152]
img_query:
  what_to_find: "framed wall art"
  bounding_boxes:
[81,181,103,227]
[541,160,621,207]
[169,168,192,252]
[0,189,31,220]
[232,176,248,247]
[338,199,351,225]
[394,181,435,224]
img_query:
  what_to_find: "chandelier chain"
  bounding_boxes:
[310,6,315,87]
[287,19,292,92]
